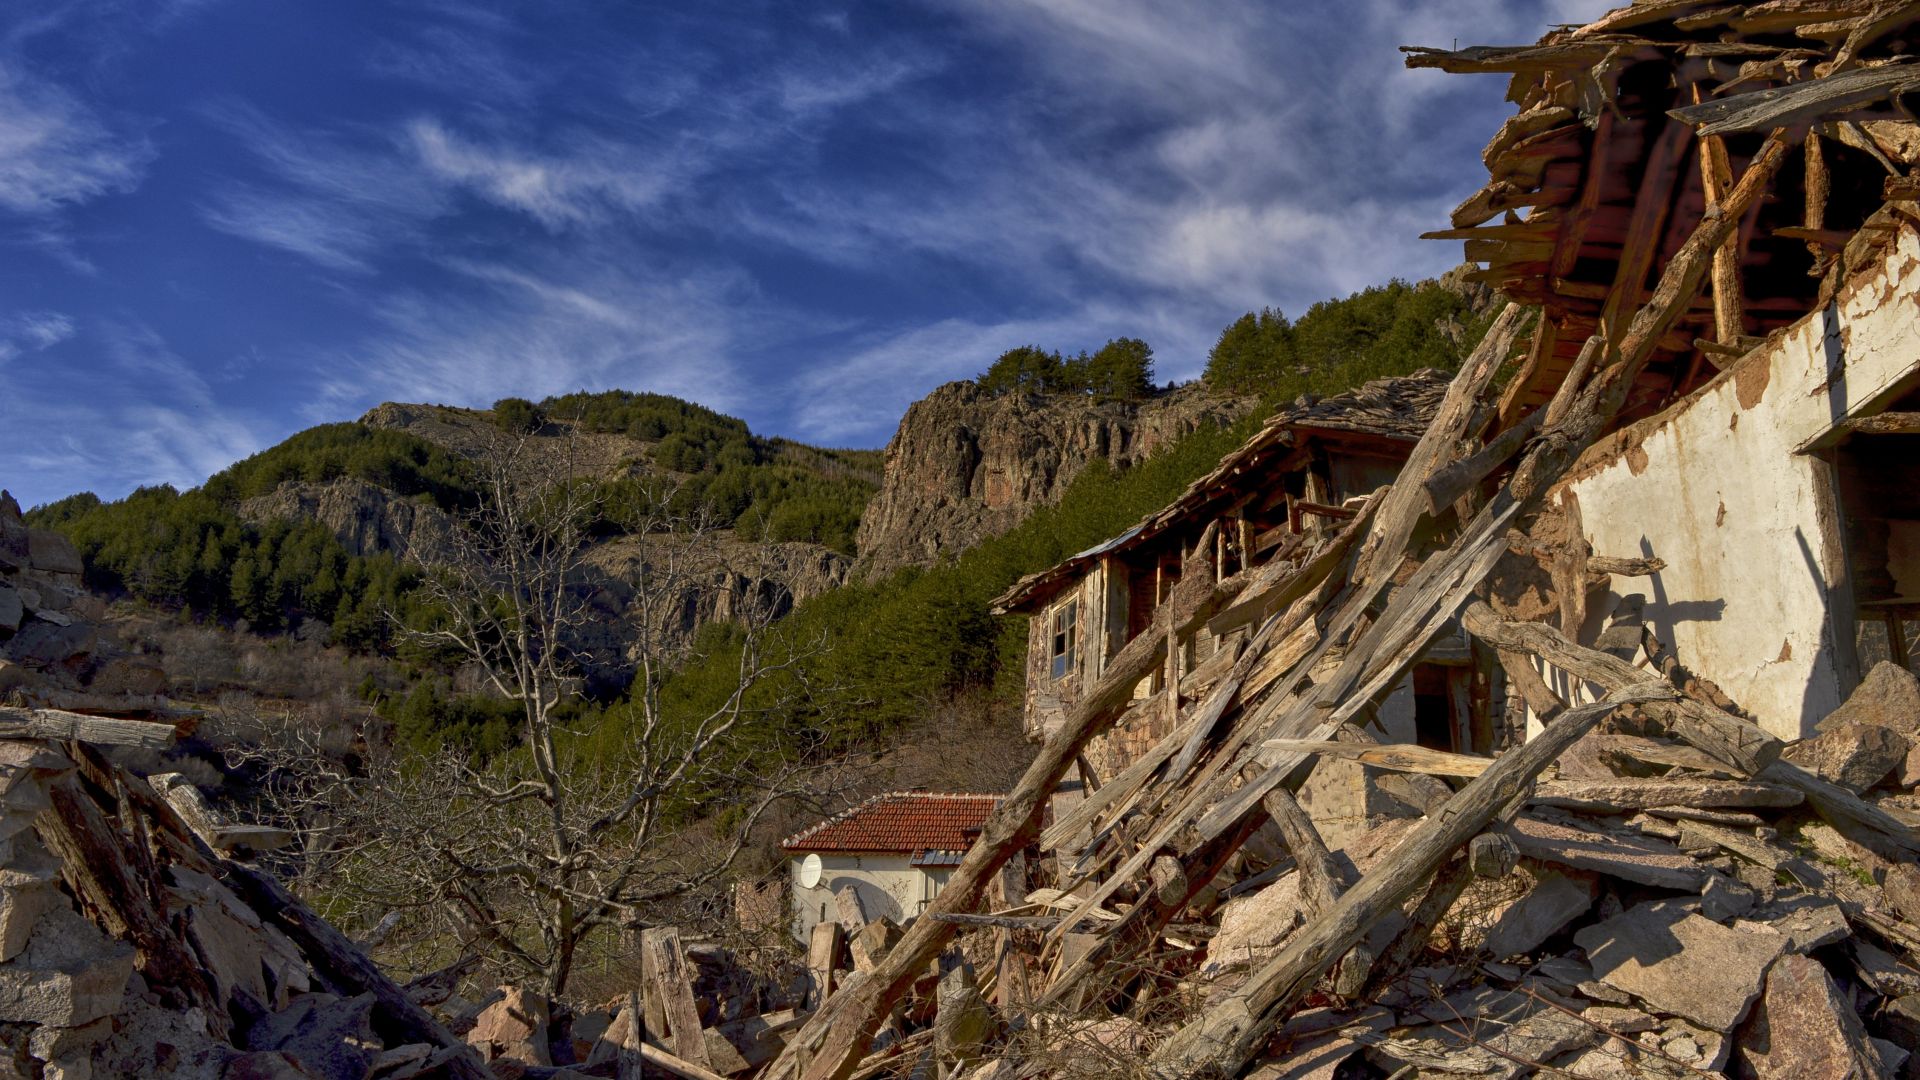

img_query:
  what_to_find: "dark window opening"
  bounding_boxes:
[1412,663,1464,752]
[1835,430,1920,676]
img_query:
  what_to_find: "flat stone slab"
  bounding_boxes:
[1739,953,1896,1080]
[1510,816,1708,890]
[1573,899,1788,1031]
[1735,894,1849,953]
[1481,867,1596,958]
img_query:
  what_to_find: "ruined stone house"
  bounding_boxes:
[993,371,1514,841]
[1408,21,1920,744]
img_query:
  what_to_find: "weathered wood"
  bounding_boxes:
[0,707,183,747]
[1422,406,1544,514]
[1696,87,1748,345]
[1532,777,1803,812]
[1259,738,1494,777]
[1670,61,1920,135]
[1036,812,1265,1013]
[644,927,716,1071]
[1262,787,1370,998]
[927,912,1082,932]
[1762,760,1920,858]
[1459,599,1781,775]
[1354,304,1527,590]
[36,771,227,1028]
[764,547,1241,1080]
[1147,689,1665,1079]
[1837,411,1920,436]
[587,991,647,1080]
[801,921,843,1013]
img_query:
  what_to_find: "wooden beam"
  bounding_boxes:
[1695,86,1746,344]
[0,707,184,747]
[1148,689,1667,1078]
[645,927,717,1071]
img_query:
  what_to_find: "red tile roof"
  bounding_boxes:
[781,792,1000,855]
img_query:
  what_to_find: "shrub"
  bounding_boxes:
[492,397,543,434]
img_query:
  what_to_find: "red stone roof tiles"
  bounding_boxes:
[781,792,1000,855]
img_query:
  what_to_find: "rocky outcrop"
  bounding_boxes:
[576,535,850,687]
[238,478,458,566]
[854,382,1256,578]
[0,490,162,708]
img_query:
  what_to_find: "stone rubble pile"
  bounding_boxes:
[0,715,498,1080]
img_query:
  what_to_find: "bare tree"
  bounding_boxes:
[234,424,834,997]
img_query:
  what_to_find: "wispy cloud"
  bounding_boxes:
[0,319,261,506]
[309,253,762,423]
[197,102,447,270]
[0,61,151,216]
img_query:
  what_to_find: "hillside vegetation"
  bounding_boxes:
[25,391,883,652]
[26,276,1487,760]
[651,277,1493,756]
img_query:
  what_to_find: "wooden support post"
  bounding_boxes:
[1695,86,1746,344]
[644,927,716,1072]
[1261,787,1370,998]
[1804,128,1831,274]
[803,921,844,1013]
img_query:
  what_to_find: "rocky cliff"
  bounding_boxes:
[853,382,1257,578]
[238,478,459,566]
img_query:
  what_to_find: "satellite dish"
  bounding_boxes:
[798,853,823,890]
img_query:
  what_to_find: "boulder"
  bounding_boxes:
[1738,953,1895,1079]
[1884,862,1920,925]
[1819,661,1920,736]
[0,586,20,636]
[0,492,28,573]
[3,620,95,669]
[25,530,83,577]
[0,903,134,1026]
[1781,719,1909,792]
[243,991,379,1080]
[0,838,64,962]
[467,986,550,1066]
[1573,899,1788,1031]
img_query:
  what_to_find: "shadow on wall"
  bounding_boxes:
[824,876,904,924]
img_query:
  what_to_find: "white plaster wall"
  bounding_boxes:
[789,854,941,943]
[1557,222,1920,740]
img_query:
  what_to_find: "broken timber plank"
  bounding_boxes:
[1259,738,1495,777]
[644,927,717,1071]
[1459,599,1781,774]
[1147,688,1669,1079]
[1669,61,1920,136]
[1532,778,1803,812]
[0,706,184,747]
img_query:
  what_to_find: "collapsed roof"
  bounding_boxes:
[992,369,1452,614]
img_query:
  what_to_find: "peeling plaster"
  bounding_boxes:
[1553,220,1920,740]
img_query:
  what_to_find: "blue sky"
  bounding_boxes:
[0,0,1591,508]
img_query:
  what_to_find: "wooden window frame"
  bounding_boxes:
[1050,598,1079,681]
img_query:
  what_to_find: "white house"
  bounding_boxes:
[781,791,999,943]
